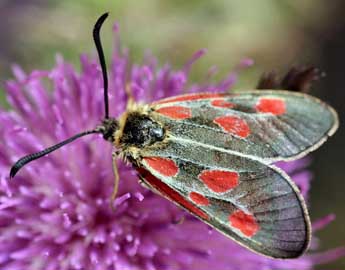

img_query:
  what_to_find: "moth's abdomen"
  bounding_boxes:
[120,112,165,148]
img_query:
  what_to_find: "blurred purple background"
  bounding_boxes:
[0,1,344,268]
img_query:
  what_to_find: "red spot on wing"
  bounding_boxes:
[256,98,286,115]
[156,106,192,120]
[189,192,209,206]
[199,170,239,193]
[143,157,178,177]
[214,115,250,138]
[138,168,209,220]
[211,99,235,108]
[155,93,226,104]
[229,210,259,237]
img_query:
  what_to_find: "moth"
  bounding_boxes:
[10,13,338,259]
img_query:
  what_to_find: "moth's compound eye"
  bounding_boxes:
[150,123,165,141]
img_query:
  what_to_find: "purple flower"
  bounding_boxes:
[0,26,344,270]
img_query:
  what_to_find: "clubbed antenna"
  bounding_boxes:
[93,12,110,119]
[9,13,112,178]
[10,130,99,178]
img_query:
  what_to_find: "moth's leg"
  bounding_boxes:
[125,83,135,109]
[138,175,162,195]
[138,178,153,190]
[110,151,120,211]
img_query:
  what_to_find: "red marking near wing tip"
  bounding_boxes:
[211,99,235,108]
[156,106,192,120]
[199,170,239,193]
[155,93,225,104]
[143,157,179,177]
[229,210,259,237]
[255,97,286,115]
[138,169,209,220]
[189,192,209,206]
[214,115,250,138]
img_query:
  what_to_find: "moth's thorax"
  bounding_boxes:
[114,105,165,149]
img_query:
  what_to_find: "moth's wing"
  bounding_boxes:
[134,139,311,259]
[151,90,338,162]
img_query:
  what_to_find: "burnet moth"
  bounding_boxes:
[10,13,339,259]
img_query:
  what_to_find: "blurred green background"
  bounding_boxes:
[0,1,344,268]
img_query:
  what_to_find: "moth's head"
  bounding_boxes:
[119,112,165,148]
[98,118,119,142]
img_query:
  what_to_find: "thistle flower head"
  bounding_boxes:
[0,24,344,270]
